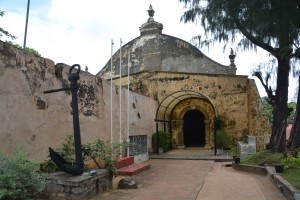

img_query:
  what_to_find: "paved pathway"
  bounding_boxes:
[197,162,285,200]
[89,160,285,200]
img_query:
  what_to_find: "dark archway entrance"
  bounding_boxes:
[183,110,205,147]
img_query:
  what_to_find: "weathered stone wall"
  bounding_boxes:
[0,41,157,161]
[113,71,271,150]
[247,79,271,150]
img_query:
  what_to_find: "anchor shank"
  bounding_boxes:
[69,74,84,167]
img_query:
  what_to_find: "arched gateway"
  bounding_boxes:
[155,91,217,151]
[183,110,205,147]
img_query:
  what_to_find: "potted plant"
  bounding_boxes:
[230,146,240,164]
[274,158,285,173]
[215,130,230,155]
[274,162,285,173]
[152,131,172,154]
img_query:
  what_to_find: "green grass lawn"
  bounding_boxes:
[281,169,300,190]
[240,150,300,190]
[240,150,283,166]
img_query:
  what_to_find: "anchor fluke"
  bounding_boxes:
[49,147,84,176]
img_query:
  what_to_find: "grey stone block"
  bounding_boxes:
[246,135,256,144]
[238,135,256,158]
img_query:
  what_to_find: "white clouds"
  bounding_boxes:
[2,0,208,74]
[0,0,278,97]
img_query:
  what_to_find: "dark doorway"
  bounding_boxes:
[183,110,205,147]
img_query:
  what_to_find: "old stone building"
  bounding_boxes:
[97,6,271,150]
[0,6,271,162]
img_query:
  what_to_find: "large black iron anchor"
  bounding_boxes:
[44,64,84,175]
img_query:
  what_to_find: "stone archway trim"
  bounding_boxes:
[155,90,217,122]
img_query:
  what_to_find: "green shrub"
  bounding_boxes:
[230,145,237,156]
[82,139,123,176]
[0,148,45,200]
[241,150,283,166]
[215,130,231,148]
[280,149,300,169]
[40,136,124,177]
[6,41,41,57]
[152,131,172,152]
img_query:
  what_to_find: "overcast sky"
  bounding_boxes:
[0,0,283,97]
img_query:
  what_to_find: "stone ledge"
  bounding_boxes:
[266,166,300,200]
[232,163,300,200]
[232,163,267,175]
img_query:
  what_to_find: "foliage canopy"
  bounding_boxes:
[0,10,16,40]
[180,0,300,57]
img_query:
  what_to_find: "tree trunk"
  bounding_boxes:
[266,57,290,152]
[287,75,300,152]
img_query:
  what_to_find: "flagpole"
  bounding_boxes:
[23,0,30,49]
[110,40,114,144]
[119,38,122,159]
[127,51,131,157]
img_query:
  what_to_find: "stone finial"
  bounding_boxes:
[226,48,237,75]
[229,48,236,68]
[85,66,88,72]
[147,4,155,22]
[140,4,163,35]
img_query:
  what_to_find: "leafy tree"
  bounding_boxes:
[261,96,296,124]
[287,77,300,151]
[0,10,16,40]
[251,58,277,106]
[261,96,273,123]
[179,0,300,152]
[287,102,297,124]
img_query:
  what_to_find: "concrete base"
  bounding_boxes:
[41,169,112,200]
[134,152,149,164]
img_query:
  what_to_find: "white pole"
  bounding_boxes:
[127,51,131,157]
[119,38,122,159]
[110,40,114,144]
[23,0,30,49]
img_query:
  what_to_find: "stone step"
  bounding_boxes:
[117,162,151,176]
[114,156,134,169]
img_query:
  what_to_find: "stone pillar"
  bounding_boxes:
[171,120,185,149]
[177,120,185,148]
[204,120,211,149]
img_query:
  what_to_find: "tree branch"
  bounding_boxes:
[253,71,275,105]
[290,47,300,59]
[232,18,276,55]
